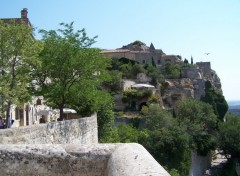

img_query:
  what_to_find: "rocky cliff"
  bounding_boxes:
[161,62,223,110]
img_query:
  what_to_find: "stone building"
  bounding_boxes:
[101,41,181,67]
[1,8,31,27]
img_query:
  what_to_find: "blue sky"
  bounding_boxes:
[1,0,240,101]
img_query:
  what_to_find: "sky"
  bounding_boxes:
[0,0,240,101]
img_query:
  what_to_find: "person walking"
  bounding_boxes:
[0,117,4,129]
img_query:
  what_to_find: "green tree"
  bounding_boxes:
[161,62,180,79]
[144,64,159,85]
[32,22,111,119]
[183,58,189,64]
[201,80,228,121]
[0,20,42,125]
[97,99,120,143]
[218,114,240,160]
[141,105,173,130]
[131,63,146,77]
[117,123,139,143]
[176,98,218,155]
[139,105,191,175]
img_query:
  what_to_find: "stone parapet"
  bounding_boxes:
[106,143,170,176]
[0,143,170,176]
[0,114,98,145]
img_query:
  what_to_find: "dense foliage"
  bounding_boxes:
[32,22,111,119]
[0,20,42,125]
[218,114,240,160]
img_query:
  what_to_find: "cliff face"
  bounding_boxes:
[161,62,223,109]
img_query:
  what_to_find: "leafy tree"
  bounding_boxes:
[0,20,42,125]
[144,64,159,85]
[97,99,119,143]
[218,114,240,160]
[139,105,191,175]
[117,123,139,143]
[183,58,189,64]
[161,62,180,79]
[32,22,111,119]
[201,80,228,121]
[140,105,173,130]
[176,98,218,155]
[131,63,146,76]
[103,70,122,94]
[119,63,133,78]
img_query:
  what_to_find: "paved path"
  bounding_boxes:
[204,152,228,176]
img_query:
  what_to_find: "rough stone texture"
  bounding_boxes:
[182,67,203,80]
[0,144,117,176]
[137,73,152,83]
[196,62,212,79]
[0,143,170,176]
[162,79,194,109]
[0,114,170,176]
[106,143,170,176]
[122,79,136,90]
[193,79,206,99]
[0,114,98,145]
[189,151,212,176]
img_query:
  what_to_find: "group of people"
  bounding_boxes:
[0,117,14,129]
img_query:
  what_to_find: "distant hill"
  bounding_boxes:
[228,101,240,115]
[228,100,240,107]
[229,105,240,110]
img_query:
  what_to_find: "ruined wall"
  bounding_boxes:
[196,62,212,78]
[181,67,203,79]
[0,114,98,145]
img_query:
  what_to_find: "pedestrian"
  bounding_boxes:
[0,117,4,129]
[40,115,46,123]
[7,116,14,128]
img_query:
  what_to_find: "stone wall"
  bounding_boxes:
[0,144,116,176]
[0,143,170,176]
[106,143,170,176]
[189,151,212,176]
[0,114,170,176]
[181,67,202,79]
[0,114,98,145]
[196,62,212,78]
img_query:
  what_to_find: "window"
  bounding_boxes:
[158,60,161,65]
[142,60,145,64]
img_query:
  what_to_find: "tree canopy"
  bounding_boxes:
[0,20,41,125]
[32,22,111,119]
[176,98,218,155]
[218,114,240,160]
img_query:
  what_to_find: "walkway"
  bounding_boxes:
[204,151,228,176]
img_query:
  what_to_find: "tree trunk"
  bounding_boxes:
[59,103,64,121]
[5,102,11,128]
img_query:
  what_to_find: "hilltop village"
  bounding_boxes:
[101,40,222,113]
[1,8,238,176]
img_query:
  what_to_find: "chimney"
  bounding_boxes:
[21,8,28,19]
